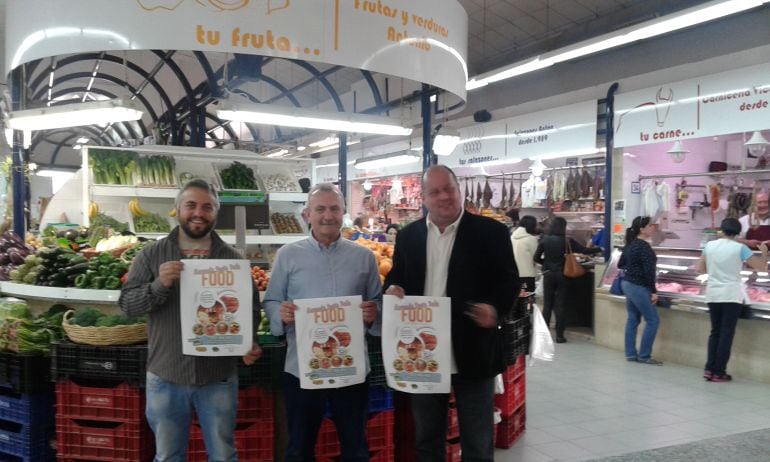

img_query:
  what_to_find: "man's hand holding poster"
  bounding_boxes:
[383,295,451,393]
[294,296,365,389]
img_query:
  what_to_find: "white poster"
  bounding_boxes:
[613,63,770,148]
[294,296,366,389]
[180,259,253,356]
[382,295,451,394]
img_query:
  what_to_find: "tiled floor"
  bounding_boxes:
[494,337,770,461]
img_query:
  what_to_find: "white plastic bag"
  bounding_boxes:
[494,373,505,395]
[534,274,544,298]
[528,303,554,366]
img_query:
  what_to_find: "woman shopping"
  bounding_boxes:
[619,216,662,365]
[697,218,768,382]
[534,217,601,343]
[512,215,539,292]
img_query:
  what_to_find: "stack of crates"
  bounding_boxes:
[0,351,55,462]
[503,295,532,363]
[188,337,285,462]
[52,341,153,462]
[495,354,526,448]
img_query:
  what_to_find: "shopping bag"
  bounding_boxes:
[563,238,586,278]
[609,270,625,296]
[534,273,543,298]
[528,304,554,366]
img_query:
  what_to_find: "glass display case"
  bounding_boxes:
[599,247,770,317]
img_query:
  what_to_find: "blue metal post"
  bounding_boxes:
[603,83,620,261]
[338,132,348,202]
[421,84,433,172]
[11,67,25,238]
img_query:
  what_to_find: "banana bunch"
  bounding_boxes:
[128,198,150,217]
[169,208,177,218]
[88,201,99,219]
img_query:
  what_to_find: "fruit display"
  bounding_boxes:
[88,201,100,219]
[25,233,43,249]
[251,266,270,291]
[129,198,171,233]
[256,309,270,336]
[0,231,34,281]
[90,149,137,185]
[262,172,300,192]
[353,238,394,283]
[271,212,303,234]
[218,161,259,190]
[136,155,177,186]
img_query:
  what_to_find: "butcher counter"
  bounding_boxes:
[593,247,770,384]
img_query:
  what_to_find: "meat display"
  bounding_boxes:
[655,282,702,295]
[747,287,770,303]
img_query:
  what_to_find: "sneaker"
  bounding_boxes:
[626,357,638,362]
[703,370,713,380]
[639,358,663,365]
[710,374,732,382]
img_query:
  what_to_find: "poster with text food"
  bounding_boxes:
[180,259,253,356]
[383,295,451,394]
[294,296,365,389]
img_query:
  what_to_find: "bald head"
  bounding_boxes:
[421,165,462,230]
[757,191,769,218]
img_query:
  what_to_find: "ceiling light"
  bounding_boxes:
[313,139,360,154]
[466,0,769,90]
[76,137,90,144]
[667,140,689,163]
[7,99,143,131]
[216,101,413,136]
[433,125,461,156]
[265,148,289,158]
[530,158,546,177]
[296,145,307,151]
[354,152,420,170]
[362,179,373,191]
[72,144,82,150]
[310,136,340,148]
[745,131,769,156]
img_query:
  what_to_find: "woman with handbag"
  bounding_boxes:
[697,218,768,382]
[534,217,601,343]
[618,216,662,365]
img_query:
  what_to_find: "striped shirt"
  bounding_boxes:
[119,227,260,385]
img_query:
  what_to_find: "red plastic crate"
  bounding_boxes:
[495,375,525,417]
[446,440,461,462]
[503,355,526,383]
[367,410,394,451]
[315,418,341,457]
[56,415,155,461]
[188,419,274,462]
[495,405,525,449]
[446,406,459,440]
[370,446,394,461]
[237,386,274,422]
[56,379,144,422]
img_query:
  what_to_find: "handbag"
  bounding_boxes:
[563,238,586,278]
[609,269,625,295]
[528,303,554,366]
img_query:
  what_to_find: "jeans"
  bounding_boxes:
[145,371,238,462]
[411,374,495,462]
[283,373,369,462]
[705,302,742,376]
[542,271,568,338]
[622,280,660,360]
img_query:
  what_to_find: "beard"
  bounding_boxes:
[180,218,215,239]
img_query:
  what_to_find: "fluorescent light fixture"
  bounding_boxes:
[314,139,360,154]
[745,131,769,156]
[76,137,90,144]
[355,152,420,170]
[265,148,289,158]
[310,136,340,148]
[217,101,413,136]
[667,140,689,163]
[316,160,356,168]
[433,126,461,156]
[72,144,82,150]
[7,99,143,130]
[466,0,770,90]
[296,145,307,151]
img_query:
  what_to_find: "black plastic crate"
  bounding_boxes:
[367,335,385,387]
[51,342,147,386]
[503,315,530,364]
[238,340,285,390]
[0,352,53,394]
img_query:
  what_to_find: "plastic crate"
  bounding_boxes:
[51,342,147,386]
[0,438,55,462]
[446,406,459,440]
[369,446,394,462]
[195,385,274,423]
[0,352,52,394]
[503,315,530,364]
[188,420,274,462]
[495,404,525,449]
[0,387,54,426]
[367,336,385,387]
[55,416,154,461]
[315,418,341,457]
[447,439,462,462]
[0,417,55,460]
[55,379,144,422]
[503,355,526,383]
[366,410,393,451]
[238,341,285,390]
[495,374,525,417]
[368,386,393,413]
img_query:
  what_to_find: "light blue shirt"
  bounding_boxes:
[263,233,383,378]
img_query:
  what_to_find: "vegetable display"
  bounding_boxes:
[0,231,33,281]
[90,149,137,185]
[0,302,66,354]
[129,198,171,233]
[74,252,129,290]
[136,155,177,186]
[69,307,146,327]
[89,213,130,235]
[218,161,259,190]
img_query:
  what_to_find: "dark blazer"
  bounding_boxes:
[384,213,519,379]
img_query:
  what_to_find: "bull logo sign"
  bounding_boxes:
[136,0,290,14]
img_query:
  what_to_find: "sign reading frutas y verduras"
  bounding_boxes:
[180,259,253,356]
[6,0,469,99]
[294,296,366,389]
[383,295,451,394]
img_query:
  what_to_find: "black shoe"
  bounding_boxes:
[556,337,567,343]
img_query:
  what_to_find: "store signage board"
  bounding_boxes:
[6,0,468,100]
[613,63,770,148]
[441,101,597,168]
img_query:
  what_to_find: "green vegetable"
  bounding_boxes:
[64,263,90,275]
[90,277,106,290]
[71,307,105,327]
[219,161,258,190]
[74,274,89,288]
[104,276,122,290]
[89,213,129,235]
[90,149,137,185]
[110,262,128,278]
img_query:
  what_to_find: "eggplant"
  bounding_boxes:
[0,269,8,281]
[6,248,25,265]
[3,231,25,248]
[0,254,8,265]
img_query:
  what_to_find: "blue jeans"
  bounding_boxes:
[283,373,369,462]
[411,374,495,462]
[622,280,660,360]
[146,371,238,462]
[705,302,742,376]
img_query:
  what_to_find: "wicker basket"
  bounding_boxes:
[62,310,148,346]
[81,244,135,260]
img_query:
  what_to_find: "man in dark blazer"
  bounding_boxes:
[385,165,519,462]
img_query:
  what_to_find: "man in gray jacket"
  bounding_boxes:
[119,179,262,462]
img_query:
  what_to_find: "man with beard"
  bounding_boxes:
[264,183,381,462]
[119,179,262,462]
